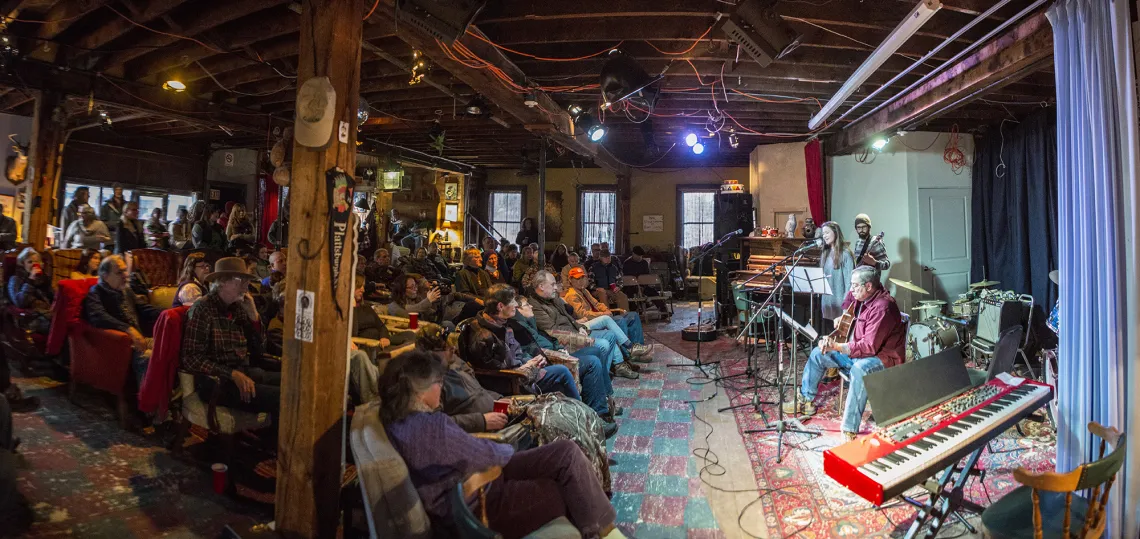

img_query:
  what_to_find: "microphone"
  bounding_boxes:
[718,229,743,242]
[794,238,824,253]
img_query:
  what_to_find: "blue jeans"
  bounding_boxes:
[611,312,644,345]
[535,364,580,401]
[801,348,885,434]
[573,353,612,415]
[578,329,624,368]
[584,316,630,346]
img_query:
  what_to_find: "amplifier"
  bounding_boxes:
[976,297,1023,344]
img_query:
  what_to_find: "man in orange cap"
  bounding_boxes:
[564,267,655,362]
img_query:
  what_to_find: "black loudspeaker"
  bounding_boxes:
[721,0,802,68]
[715,192,755,242]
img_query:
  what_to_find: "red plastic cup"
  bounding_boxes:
[211,463,228,494]
[610,283,617,292]
[408,312,419,329]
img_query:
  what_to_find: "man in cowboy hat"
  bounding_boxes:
[181,257,280,415]
[82,255,162,385]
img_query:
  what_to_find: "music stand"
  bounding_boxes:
[790,266,830,342]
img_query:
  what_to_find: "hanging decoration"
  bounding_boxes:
[327,167,354,319]
[409,49,430,85]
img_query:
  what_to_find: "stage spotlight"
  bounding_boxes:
[600,50,662,110]
[871,136,889,152]
[684,133,698,147]
[692,142,705,155]
[575,113,607,142]
[567,104,583,117]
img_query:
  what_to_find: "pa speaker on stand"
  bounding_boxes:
[714,191,755,328]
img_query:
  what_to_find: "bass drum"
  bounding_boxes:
[907,320,960,360]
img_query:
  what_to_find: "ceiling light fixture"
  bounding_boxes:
[163,79,186,92]
[684,133,698,147]
[523,91,538,108]
[464,96,486,116]
[573,110,607,142]
[871,136,890,152]
[808,0,942,129]
[692,142,705,155]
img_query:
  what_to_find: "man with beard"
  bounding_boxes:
[853,213,889,280]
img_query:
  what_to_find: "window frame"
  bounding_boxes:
[676,186,719,249]
[577,185,618,249]
[486,187,526,244]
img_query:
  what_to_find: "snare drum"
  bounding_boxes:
[952,298,978,319]
[907,320,960,359]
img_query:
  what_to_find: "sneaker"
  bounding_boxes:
[607,397,623,417]
[603,420,619,439]
[626,361,642,372]
[781,395,817,416]
[612,362,640,380]
[844,431,858,441]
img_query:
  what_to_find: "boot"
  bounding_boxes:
[781,394,816,416]
[612,362,639,380]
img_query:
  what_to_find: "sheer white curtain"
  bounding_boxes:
[1048,0,1139,534]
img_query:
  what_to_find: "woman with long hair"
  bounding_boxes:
[168,206,190,249]
[173,252,210,307]
[146,207,170,249]
[515,216,538,247]
[70,249,101,279]
[225,203,256,251]
[819,221,854,333]
[377,351,617,539]
[191,203,225,250]
[387,273,442,321]
[550,243,570,273]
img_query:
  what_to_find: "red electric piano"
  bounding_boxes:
[824,377,1053,506]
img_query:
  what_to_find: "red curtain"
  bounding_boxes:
[259,173,279,246]
[804,139,825,222]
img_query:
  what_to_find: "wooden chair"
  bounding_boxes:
[450,467,579,539]
[981,422,1127,539]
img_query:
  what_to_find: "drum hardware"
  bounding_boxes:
[889,278,930,295]
[907,319,961,359]
[918,299,946,306]
[969,279,1001,289]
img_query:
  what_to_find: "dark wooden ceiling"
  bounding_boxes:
[0,0,1055,169]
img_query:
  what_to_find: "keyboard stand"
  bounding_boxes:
[899,446,986,539]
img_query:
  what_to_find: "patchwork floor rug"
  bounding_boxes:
[651,330,1057,538]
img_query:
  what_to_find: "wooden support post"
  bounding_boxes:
[275,0,363,537]
[617,172,632,254]
[537,141,547,263]
[27,91,64,249]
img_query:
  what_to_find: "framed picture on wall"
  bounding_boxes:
[444,181,459,201]
[444,202,459,222]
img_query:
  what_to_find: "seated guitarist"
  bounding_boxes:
[785,265,907,440]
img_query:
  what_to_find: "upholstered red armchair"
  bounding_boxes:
[52,278,135,428]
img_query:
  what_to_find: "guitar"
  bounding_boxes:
[828,231,885,345]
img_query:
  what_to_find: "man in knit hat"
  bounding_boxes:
[853,213,889,280]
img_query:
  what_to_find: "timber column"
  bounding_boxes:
[276,0,363,537]
[27,91,64,248]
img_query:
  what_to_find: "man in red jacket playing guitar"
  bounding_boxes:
[784,265,907,440]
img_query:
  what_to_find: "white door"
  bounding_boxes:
[917,188,971,303]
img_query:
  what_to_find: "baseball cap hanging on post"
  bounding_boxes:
[294,76,337,148]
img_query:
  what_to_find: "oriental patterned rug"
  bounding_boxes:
[651,330,1057,538]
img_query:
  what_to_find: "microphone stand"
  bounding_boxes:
[743,250,820,463]
[669,231,741,368]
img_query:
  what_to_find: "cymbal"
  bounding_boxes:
[969,280,1001,288]
[918,300,946,306]
[889,278,929,295]
[912,304,942,311]
[1049,270,1059,285]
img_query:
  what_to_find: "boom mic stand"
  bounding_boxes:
[669,230,742,369]
[743,250,820,463]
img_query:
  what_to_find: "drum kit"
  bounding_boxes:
[889,277,1002,361]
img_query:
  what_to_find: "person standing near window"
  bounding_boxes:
[100,184,127,242]
[115,201,144,254]
[61,187,89,235]
[168,206,190,249]
[515,217,538,248]
[146,208,170,249]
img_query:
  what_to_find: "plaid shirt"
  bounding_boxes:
[181,291,259,379]
[854,236,890,272]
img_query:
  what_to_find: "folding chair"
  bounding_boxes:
[637,273,673,319]
[621,275,647,317]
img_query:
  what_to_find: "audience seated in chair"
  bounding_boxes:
[365,248,403,291]
[378,352,618,539]
[509,297,620,431]
[415,325,508,434]
[260,250,286,288]
[8,248,54,334]
[529,270,641,380]
[451,247,492,322]
[458,284,580,402]
[82,254,161,384]
[180,257,279,416]
[589,251,630,311]
[563,267,654,362]
[174,252,210,307]
[386,273,444,324]
[69,249,100,280]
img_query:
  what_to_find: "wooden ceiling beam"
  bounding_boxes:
[827,11,1052,154]
[0,60,273,135]
[183,35,297,83]
[68,0,187,63]
[100,0,288,72]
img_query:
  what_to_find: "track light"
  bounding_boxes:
[684,133,698,147]
[692,142,705,155]
[163,79,186,92]
[567,104,583,117]
[871,136,889,152]
[523,91,538,108]
[728,131,739,149]
[465,96,487,116]
[574,112,607,142]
